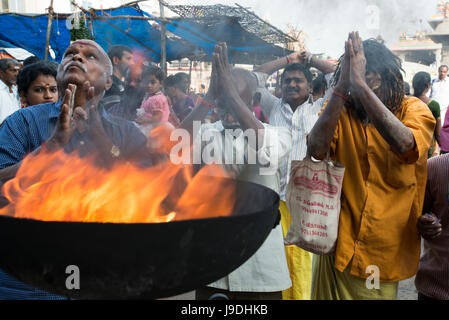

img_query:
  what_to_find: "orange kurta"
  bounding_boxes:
[330,96,435,282]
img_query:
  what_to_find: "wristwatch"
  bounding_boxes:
[110,145,120,158]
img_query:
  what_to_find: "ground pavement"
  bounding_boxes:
[166,282,418,300]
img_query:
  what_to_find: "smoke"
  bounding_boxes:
[173,0,441,58]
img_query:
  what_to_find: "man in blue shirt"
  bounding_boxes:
[0,40,147,299]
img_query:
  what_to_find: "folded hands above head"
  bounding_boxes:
[334,31,368,98]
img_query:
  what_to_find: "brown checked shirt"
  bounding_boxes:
[415,154,449,299]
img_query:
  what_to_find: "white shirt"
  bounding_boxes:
[430,76,449,120]
[254,72,333,201]
[0,80,20,124]
[195,121,292,292]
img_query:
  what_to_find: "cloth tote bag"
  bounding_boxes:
[284,157,345,255]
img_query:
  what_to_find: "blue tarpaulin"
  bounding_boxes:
[0,3,288,64]
[163,17,286,56]
[141,9,289,63]
[0,13,70,61]
[86,6,198,63]
[0,6,197,63]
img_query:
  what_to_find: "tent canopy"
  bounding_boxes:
[0,13,70,61]
[85,5,199,63]
[162,16,290,64]
[0,2,293,65]
[159,1,293,64]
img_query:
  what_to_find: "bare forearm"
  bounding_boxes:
[179,102,210,139]
[228,92,264,132]
[254,56,288,76]
[227,92,265,150]
[310,56,336,75]
[307,90,345,160]
[355,84,415,154]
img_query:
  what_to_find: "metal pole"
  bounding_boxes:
[159,0,167,75]
[44,0,54,60]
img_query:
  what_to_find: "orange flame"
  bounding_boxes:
[0,147,235,224]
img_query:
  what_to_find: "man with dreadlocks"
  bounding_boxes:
[307,32,435,300]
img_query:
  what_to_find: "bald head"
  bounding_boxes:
[214,67,259,128]
[72,40,113,77]
[57,39,113,96]
[230,68,257,106]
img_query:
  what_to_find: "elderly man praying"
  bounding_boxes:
[0,40,147,300]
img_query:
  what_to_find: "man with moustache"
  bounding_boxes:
[104,45,133,99]
[0,39,146,299]
[307,32,435,299]
[0,58,20,124]
[252,50,336,299]
[430,65,449,154]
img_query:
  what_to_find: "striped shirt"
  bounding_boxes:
[415,154,449,300]
[0,101,147,169]
[254,72,333,201]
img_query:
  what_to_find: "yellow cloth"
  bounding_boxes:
[279,200,313,300]
[311,255,398,300]
[328,96,436,281]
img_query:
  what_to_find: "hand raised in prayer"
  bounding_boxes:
[347,31,367,94]
[46,83,86,151]
[84,81,107,140]
[418,213,442,240]
[204,44,219,104]
[213,42,239,102]
[46,81,104,152]
[335,36,351,95]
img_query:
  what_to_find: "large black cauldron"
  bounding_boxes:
[0,179,279,299]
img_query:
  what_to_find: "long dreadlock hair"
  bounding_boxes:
[332,39,405,120]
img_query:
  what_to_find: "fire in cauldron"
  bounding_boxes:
[0,148,279,299]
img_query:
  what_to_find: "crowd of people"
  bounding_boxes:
[0,32,447,300]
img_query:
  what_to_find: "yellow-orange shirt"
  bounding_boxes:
[330,96,436,282]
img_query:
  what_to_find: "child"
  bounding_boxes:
[136,93,170,135]
[135,65,176,134]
